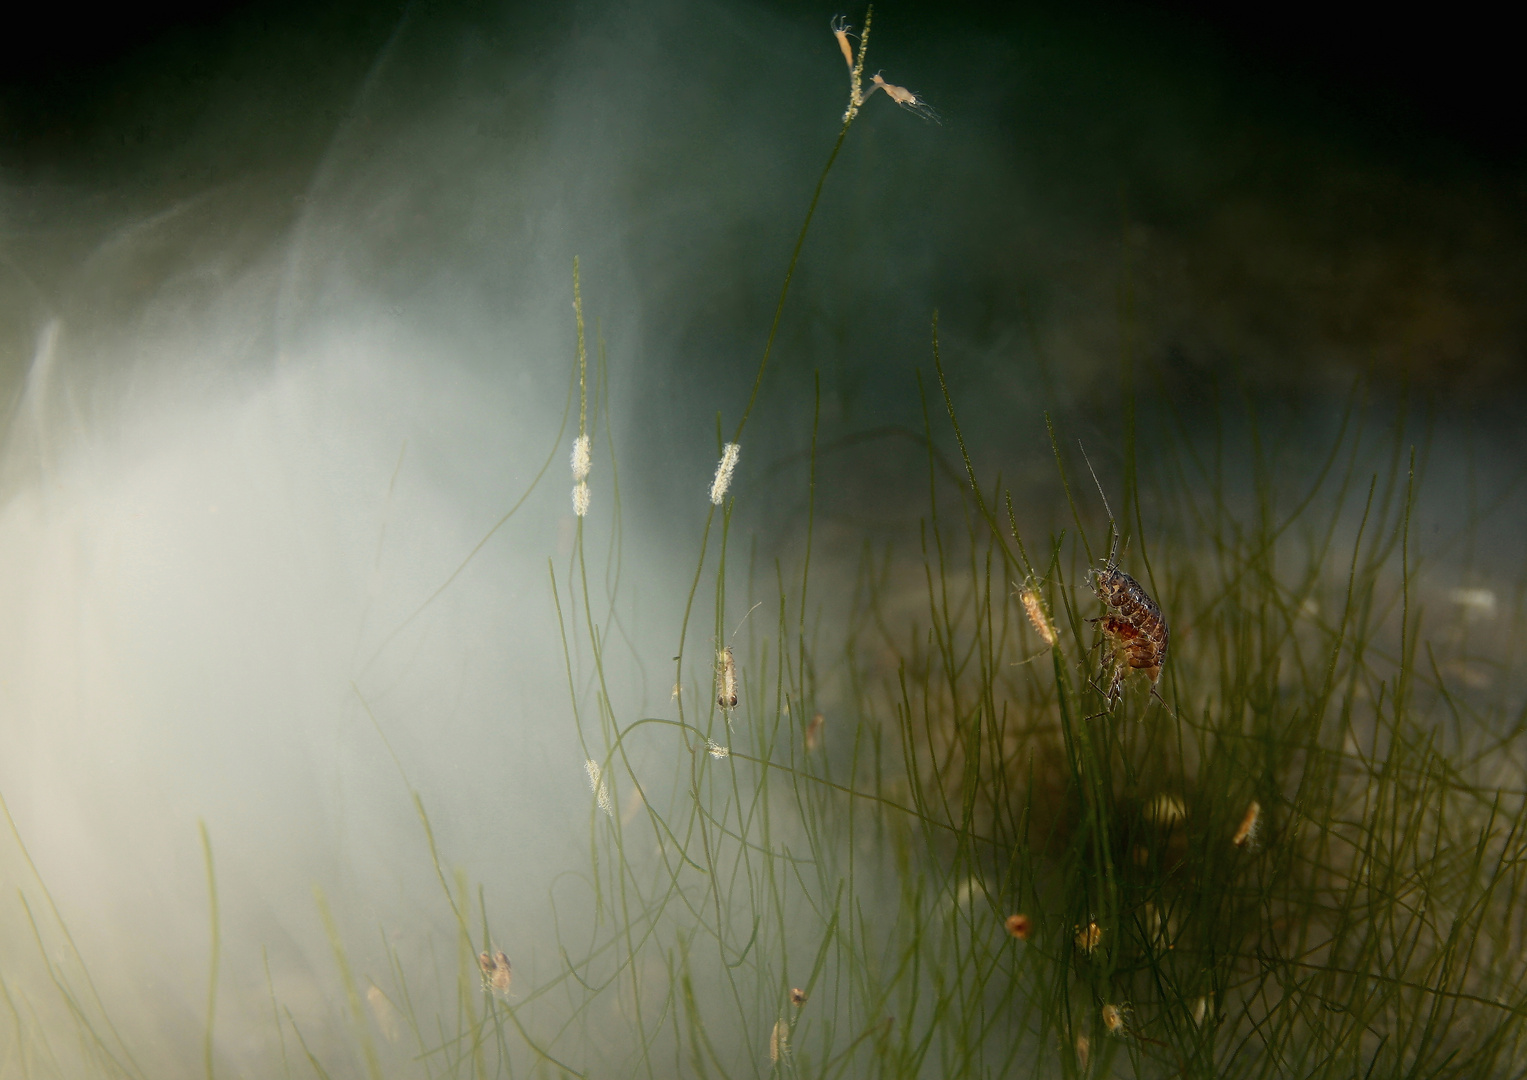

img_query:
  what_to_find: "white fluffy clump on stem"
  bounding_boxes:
[572,481,590,517]
[570,435,591,481]
[710,443,741,505]
[841,7,872,122]
[583,759,613,817]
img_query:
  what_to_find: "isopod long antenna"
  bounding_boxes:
[714,600,765,653]
[714,600,763,729]
[728,600,764,645]
[1077,440,1118,569]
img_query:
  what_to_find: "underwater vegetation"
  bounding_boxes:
[4,5,1527,1079]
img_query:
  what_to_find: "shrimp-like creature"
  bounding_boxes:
[867,71,941,123]
[1080,444,1168,706]
[830,15,856,70]
[477,950,512,997]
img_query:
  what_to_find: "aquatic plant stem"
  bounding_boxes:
[200,820,219,1080]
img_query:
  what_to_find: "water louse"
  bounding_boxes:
[1080,443,1169,705]
[717,645,738,709]
[477,950,512,997]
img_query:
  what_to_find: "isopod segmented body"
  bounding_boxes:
[712,604,759,715]
[717,646,738,710]
[1079,442,1169,706]
[1090,563,1169,702]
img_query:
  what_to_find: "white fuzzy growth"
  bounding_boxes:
[706,739,729,760]
[842,8,871,122]
[572,481,590,517]
[570,434,591,481]
[584,758,613,817]
[769,1019,788,1063]
[1450,586,1497,620]
[709,443,741,505]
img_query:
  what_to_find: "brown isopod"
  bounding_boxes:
[1080,444,1169,707]
[477,950,512,997]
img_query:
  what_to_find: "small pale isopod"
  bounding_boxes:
[366,985,400,1043]
[1019,582,1057,647]
[717,646,738,709]
[712,605,759,715]
[1233,800,1261,847]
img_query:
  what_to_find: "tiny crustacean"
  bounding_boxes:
[867,71,942,123]
[478,950,512,997]
[1081,444,1169,707]
[830,14,857,70]
[716,645,738,710]
[714,603,761,716]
